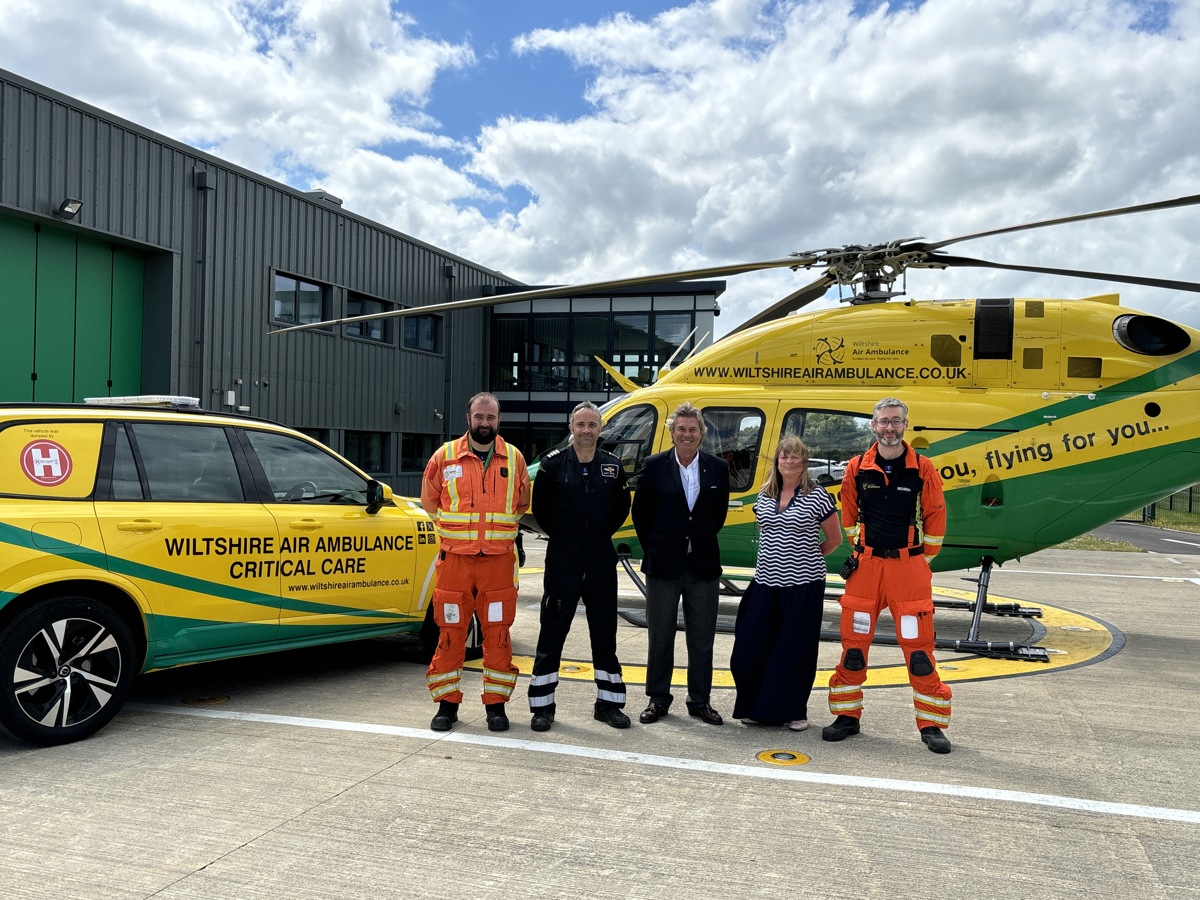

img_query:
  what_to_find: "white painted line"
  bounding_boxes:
[128,703,1200,825]
[1163,538,1200,548]
[1001,569,1198,582]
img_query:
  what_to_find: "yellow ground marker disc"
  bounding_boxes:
[756,749,810,766]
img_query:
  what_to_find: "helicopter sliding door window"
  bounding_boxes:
[599,404,658,477]
[782,409,874,486]
[700,407,764,493]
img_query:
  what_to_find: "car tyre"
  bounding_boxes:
[419,608,484,662]
[0,596,136,746]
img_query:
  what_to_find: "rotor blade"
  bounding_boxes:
[922,193,1200,252]
[725,272,836,336]
[269,255,817,335]
[932,253,1200,294]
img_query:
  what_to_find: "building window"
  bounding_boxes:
[273,273,330,327]
[345,430,388,473]
[401,433,439,471]
[296,428,331,448]
[346,293,395,343]
[404,314,443,353]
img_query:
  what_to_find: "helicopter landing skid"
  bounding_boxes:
[617,553,1051,664]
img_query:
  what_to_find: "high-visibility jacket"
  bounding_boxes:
[421,433,530,555]
[840,442,945,562]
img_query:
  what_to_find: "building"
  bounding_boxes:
[488,282,723,458]
[0,67,722,492]
[0,67,528,494]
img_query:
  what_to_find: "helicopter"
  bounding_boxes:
[276,194,1200,661]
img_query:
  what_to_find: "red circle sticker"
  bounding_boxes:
[21,440,73,487]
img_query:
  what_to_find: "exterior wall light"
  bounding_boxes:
[55,198,83,219]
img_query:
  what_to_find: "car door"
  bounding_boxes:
[238,427,422,638]
[94,420,281,661]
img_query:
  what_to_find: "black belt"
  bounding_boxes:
[855,544,922,559]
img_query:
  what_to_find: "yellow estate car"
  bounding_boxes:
[0,397,458,745]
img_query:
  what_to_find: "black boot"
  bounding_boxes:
[921,726,951,754]
[485,702,510,732]
[821,715,861,742]
[430,700,459,732]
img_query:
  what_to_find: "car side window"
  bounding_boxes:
[244,430,369,504]
[128,423,243,502]
[110,424,144,500]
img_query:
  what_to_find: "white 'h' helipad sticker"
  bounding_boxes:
[21,440,72,486]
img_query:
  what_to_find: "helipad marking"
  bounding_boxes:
[479,587,1121,687]
[756,749,810,766]
[127,704,1200,825]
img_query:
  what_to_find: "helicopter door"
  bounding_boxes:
[699,405,771,567]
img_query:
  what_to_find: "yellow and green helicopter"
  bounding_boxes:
[281,194,1200,660]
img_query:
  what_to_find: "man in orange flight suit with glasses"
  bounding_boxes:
[823,397,953,754]
[422,392,530,733]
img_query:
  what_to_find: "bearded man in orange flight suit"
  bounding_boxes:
[422,392,530,733]
[823,397,953,754]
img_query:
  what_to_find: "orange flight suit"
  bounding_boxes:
[422,433,530,706]
[828,441,952,732]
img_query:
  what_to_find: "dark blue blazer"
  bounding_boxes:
[631,449,730,580]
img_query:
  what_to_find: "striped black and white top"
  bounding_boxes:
[753,485,836,586]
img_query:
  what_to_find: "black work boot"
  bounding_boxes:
[486,702,510,732]
[530,710,554,732]
[921,726,952,754]
[821,715,861,742]
[430,700,459,732]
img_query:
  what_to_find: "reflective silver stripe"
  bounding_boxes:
[914,691,951,709]
[529,672,559,687]
[596,687,626,703]
[529,694,555,708]
[594,670,624,684]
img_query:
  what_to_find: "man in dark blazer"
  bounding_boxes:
[631,401,731,726]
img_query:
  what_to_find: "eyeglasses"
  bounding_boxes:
[874,418,906,428]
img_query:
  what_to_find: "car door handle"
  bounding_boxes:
[116,519,163,532]
[288,519,324,531]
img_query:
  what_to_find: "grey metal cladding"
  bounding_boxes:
[1,67,521,489]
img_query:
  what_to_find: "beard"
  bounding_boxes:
[470,424,496,445]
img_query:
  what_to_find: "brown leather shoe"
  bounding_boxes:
[688,704,724,726]
[639,702,669,724]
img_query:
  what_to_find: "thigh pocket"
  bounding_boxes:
[433,588,469,628]
[479,585,518,627]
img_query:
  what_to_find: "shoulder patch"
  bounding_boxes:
[544,447,563,459]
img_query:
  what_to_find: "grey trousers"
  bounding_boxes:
[644,559,720,709]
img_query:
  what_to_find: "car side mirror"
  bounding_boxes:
[366,479,390,515]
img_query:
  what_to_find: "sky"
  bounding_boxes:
[2,0,1198,337]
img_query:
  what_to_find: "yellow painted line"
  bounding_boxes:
[472,586,1117,687]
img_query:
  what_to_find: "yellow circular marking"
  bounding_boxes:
[756,749,810,766]
[487,586,1119,686]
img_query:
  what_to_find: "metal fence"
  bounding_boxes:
[1119,485,1200,528]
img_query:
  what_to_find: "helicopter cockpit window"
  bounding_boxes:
[701,407,764,493]
[783,409,874,487]
[599,404,658,478]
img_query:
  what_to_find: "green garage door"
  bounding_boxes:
[0,217,143,402]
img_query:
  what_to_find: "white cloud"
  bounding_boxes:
[2,0,1199,332]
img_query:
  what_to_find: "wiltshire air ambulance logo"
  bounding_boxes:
[21,440,73,487]
[815,336,845,365]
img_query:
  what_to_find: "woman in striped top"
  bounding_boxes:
[730,435,843,730]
